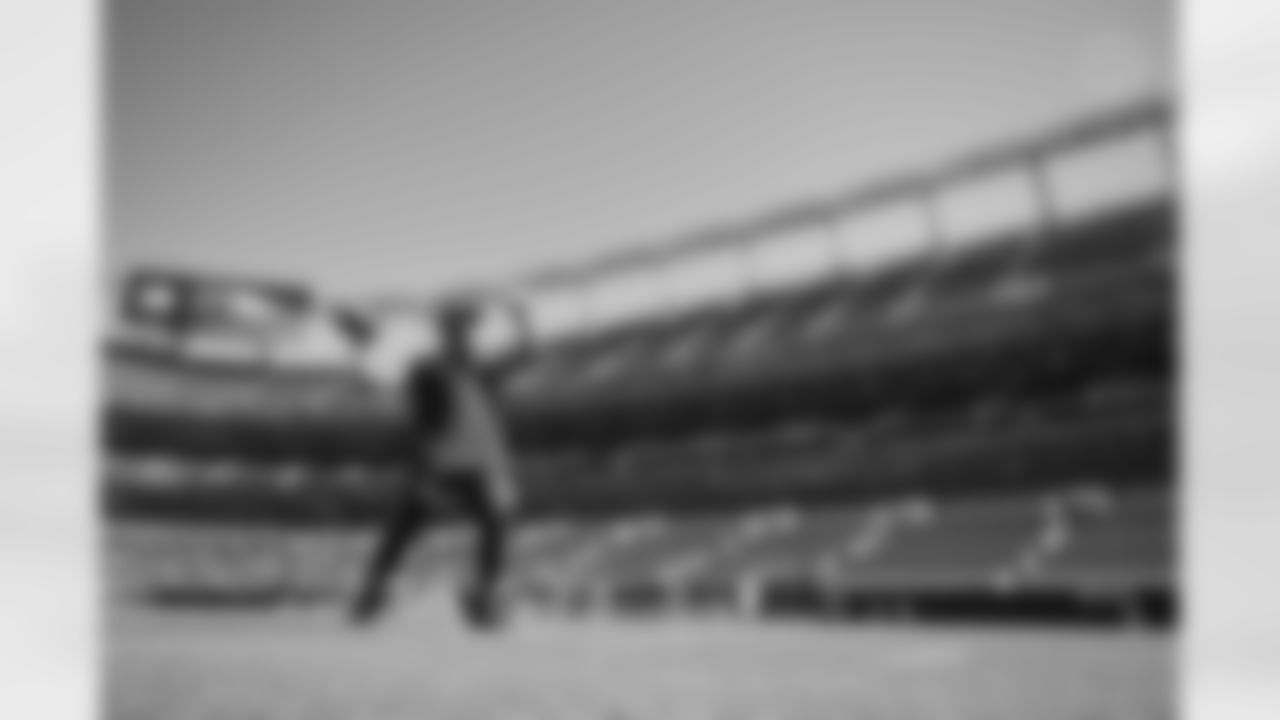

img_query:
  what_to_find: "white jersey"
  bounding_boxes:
[424,365,515,486]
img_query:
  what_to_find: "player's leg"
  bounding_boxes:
[349,480,437,625]
[456,473,514,630]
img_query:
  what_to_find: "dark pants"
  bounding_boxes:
[354,468,511,615]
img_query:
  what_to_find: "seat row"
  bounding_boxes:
[108,485,1173,607]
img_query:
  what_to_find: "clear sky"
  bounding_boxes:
[108,0,1171,305]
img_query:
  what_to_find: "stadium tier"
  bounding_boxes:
[104,201,1173,481]
[104,200,1173,427]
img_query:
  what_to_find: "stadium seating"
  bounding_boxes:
[501,202,1173,404]
[690,507,873,585]
[107,370,1172,522]
[107,482,1173,622]
[827,496,1044,591]
[1029,489,1173,594]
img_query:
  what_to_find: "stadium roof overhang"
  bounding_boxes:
[106,95,1175,365]
[491,96,1173,297]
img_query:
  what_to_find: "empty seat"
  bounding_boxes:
[509,520,621,588]
[834,497,1043,591]
[697,507,873,584]
[1031,490,1174,593]
[584,516,742,584]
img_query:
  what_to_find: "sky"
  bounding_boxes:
[108,0,1172,309]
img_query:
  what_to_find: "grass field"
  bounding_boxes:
[106,593,1173,720]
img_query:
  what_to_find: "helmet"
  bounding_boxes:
[436,297,480,330]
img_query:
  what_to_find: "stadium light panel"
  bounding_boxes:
[834,201,930,272]
[1043,129,1172,220]
[744,223,839,291]
[119,270,313,345]
[656,249,749,313]
[582,269,669,328]
[527,287,591,340]
[935,170,1041,247]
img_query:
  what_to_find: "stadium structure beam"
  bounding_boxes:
[476,96,1172,304]
[930,97,1170,186]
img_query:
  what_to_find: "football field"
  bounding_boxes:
[107,596,1173,720]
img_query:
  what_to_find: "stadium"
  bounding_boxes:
[103,93,1177,719]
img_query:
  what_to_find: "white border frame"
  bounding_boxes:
[4,1,1280,718]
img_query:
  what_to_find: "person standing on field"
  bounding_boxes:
[349,295,535,631]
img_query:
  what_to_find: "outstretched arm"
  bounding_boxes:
[457,290,534,363]
[472,292,539,397]
[497,295,538,367]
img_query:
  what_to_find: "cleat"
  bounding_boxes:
[348,587,389,627]
[460,586,507,632]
